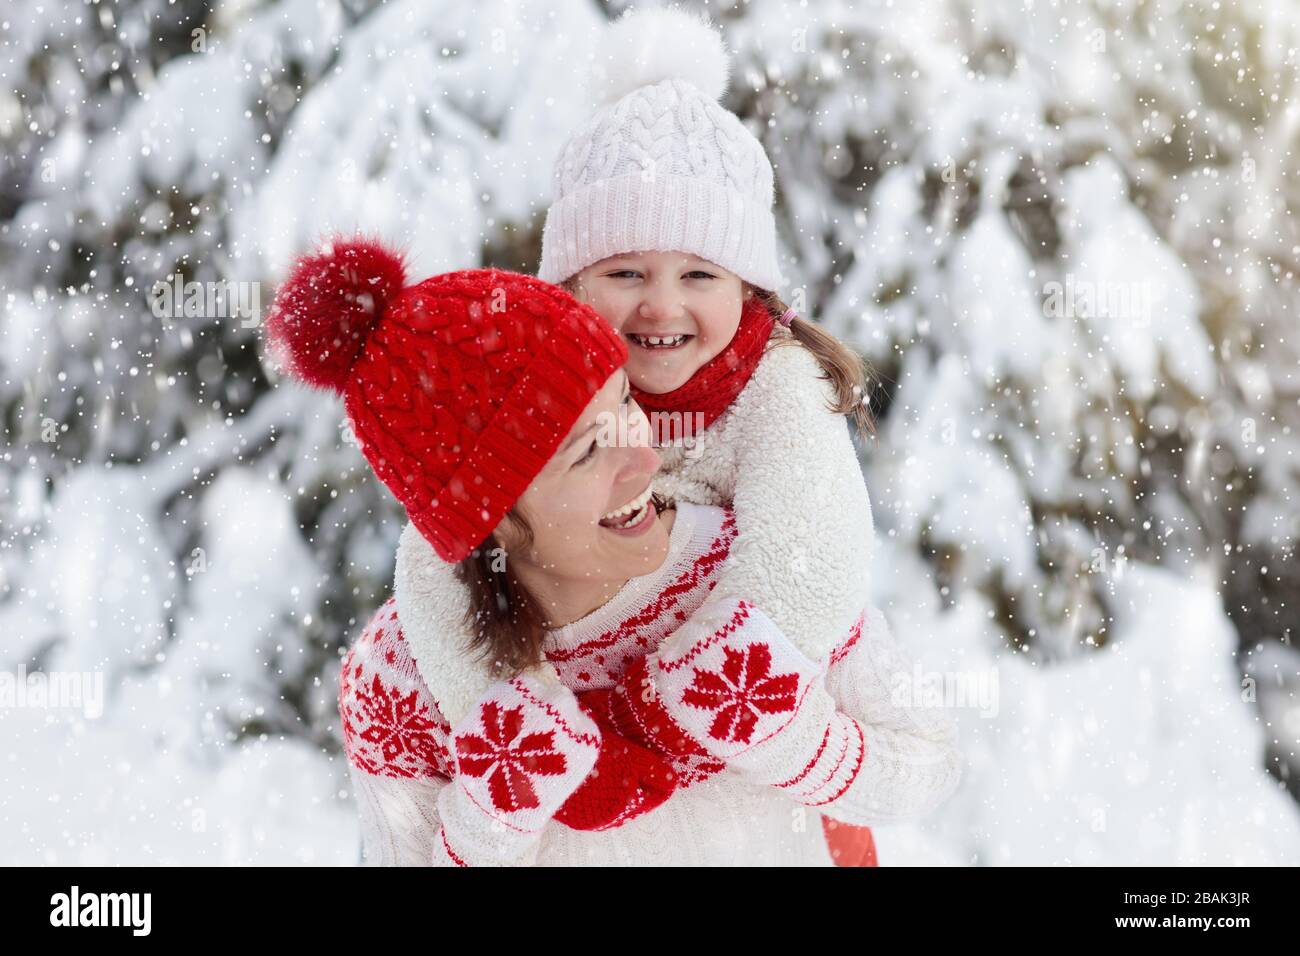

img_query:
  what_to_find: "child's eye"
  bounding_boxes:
[685,270,716,279]
[606,270,641,279]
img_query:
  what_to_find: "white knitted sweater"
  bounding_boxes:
[340,503,962,866]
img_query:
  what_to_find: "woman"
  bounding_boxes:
[264,236,962,865]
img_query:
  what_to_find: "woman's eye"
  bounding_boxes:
[575,439,598,466]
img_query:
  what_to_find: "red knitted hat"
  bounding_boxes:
[263,234,628,563]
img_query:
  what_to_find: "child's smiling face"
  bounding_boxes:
[567,250,747,394]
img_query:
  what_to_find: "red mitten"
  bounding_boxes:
[597,655,713,759]
[552,691,679,831]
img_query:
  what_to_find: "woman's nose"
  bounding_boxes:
[617,399,660,474]
[625,401,649,445]
[634,442,661,474]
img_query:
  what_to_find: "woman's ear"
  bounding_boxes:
[492,516,523,554]
[492,506,535,555]
[563,274,587,302]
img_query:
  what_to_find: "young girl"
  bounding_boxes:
[384,8,957,865]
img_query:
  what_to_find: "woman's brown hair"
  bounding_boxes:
[453,507,549,678]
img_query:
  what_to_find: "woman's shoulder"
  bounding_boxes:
[338,595,455,782]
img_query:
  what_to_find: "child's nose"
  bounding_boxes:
[639,285,684,323]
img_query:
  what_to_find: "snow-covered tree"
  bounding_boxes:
[1,0,1295,864]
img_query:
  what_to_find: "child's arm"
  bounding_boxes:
[612,343,959,822]
[599,598,964,827]
[340,608,598,866]
[673,341,876,666]
[815,606,965,823]
[431,667,603,866]
[341,593,680,864]
[390,521,681,822]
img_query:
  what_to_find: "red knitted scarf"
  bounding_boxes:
[629,295,775,445]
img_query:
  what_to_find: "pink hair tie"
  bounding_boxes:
[778,307,797,328]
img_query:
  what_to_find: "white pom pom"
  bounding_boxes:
[586,7,730,111]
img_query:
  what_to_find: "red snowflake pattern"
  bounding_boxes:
[680,642,801,745]
[339,598,454,780]
[453,699,569,814]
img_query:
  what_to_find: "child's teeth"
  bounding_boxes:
[633,334,685,347]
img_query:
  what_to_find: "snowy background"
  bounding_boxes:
[3,0,1298,865]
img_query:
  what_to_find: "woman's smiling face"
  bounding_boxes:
[568,250,747,394]
[495,369,671,625]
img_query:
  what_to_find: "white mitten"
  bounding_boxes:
[433,663,601,866]
[648,597,824,763]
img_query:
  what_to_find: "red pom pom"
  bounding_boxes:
[264,233,408,393]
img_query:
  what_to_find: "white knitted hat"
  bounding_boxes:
[538,7,785,291]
